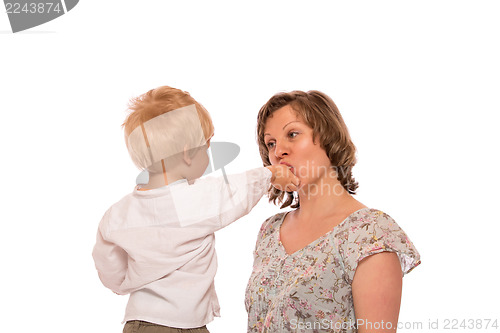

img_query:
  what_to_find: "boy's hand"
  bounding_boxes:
[266,165,300,192]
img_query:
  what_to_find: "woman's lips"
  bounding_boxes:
[280,162,295,174]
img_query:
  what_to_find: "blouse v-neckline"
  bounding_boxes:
[277,207,372,256]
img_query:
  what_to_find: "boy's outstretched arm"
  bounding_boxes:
[169,166,298,233]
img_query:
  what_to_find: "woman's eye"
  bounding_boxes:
[266,141,275,149]
[288,131,299,138]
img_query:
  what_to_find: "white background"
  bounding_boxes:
[1,1,499,332]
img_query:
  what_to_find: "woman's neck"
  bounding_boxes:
[295,176,362,220]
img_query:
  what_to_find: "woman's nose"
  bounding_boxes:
[274,141,289,158]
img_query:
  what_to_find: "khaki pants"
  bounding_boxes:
[123,320,210,333]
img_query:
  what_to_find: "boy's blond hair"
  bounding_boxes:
[123,86,214,173]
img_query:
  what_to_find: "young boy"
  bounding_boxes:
[92,86,298,333]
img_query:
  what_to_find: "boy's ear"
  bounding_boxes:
[183,145,192,166]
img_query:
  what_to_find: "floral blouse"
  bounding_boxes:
[245,208,421,333]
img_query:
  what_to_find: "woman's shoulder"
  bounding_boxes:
[335,207,421,279]
[341,208,398,229]
[256,211,288,240]
[333,208,404,247]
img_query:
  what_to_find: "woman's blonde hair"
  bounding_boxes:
[257,90,358,209]
[123,86,214,172]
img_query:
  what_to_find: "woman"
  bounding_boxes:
[245,90,420,333]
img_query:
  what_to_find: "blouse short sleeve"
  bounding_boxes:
[341,209,421,284]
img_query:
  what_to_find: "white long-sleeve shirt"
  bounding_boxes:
[92,167,272,328]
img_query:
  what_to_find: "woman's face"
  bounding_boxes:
[263,105,334,188]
